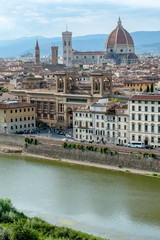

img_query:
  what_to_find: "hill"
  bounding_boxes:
[0,31,160,57]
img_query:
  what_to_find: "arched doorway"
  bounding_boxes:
[144,137,148,145]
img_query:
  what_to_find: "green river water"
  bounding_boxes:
[0,154,160,240]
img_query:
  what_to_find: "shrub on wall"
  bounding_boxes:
[142,152,148,158]
[62,142,67,148]
[99,148,103,153]
[109,151,112,156]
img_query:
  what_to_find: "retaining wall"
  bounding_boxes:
[23,142,160,173]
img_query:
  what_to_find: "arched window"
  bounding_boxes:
[107,123,110,130]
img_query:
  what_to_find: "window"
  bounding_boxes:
[101,122,104,128]
[158,115,160,122]
[24,109,26,112]
[32,123,34,127]
[10,110,12,113]
[118,132,121,137]
[32,116,34,120]
[24,124,26,128]
[32,108,34,111]
[145,115,148,121]
[119,117,121,121]
[28,117,30,120]
[158,137,160,143]
[15,109,17,113]
[158,125,160,133]
[132,123,135,131]
[151,136,154,143]
[124,117,127,122]
[20,125,22,129]
[96,115,99,120]
[124,133,126,137]
[138,106,141,111]
[90,122,92,127]
[132,135,135,141]
[145,124,148,132]
[158,107,160,112]
[132,106,135,111]
[10,119,13,122]
[132,100,135,103]
[151,124,154,133]
[145,101,148,104]
[132,114,135,120]
[28,124,30,127]
[28,108,30,112]
[124,125,126,130]
[151,101,155,104]
[11,126,13,130]
[118,125,121,129]
[4,110,6,114]
[15,118,17,122]
[151,115,155,121]
[145,106,148,112]
[138,100,141,103]
[138,114,141,121]
[138,124,141,131]
[19,109,22,112]
[96,122,99,127]
[138,135,141,141]
[151,107,154,112]
[101,115,104,120]
[24,117,26,121]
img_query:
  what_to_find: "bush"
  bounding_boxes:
[148,153,156,158]
[99,148,103,154]
[152,173,157,176]
[0,226,10,240]
[62,142,67,148]
[102,147,107,154]
[71,144,76,148]
[33,139,37,145]
[109,151,112,156]
[10,219,39,240]
[67,144,71,148]
[113,151,117,155]
[129,152,132,155]
[142,152,148,158]
[94,147,97,152]
[25,143,27,148]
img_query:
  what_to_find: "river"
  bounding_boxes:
[0,154,160,240]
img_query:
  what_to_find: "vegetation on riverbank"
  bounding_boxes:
[0,198,109,240]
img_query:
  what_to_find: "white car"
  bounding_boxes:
[62,138,68,141]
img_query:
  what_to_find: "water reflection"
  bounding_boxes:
[0,154,160,240]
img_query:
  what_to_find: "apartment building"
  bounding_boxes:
[128,95,160,147]
[0,101,36,134]
[73,103,120,144]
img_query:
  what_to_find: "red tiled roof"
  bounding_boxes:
[0,102,35,109]
[131,95,160,101]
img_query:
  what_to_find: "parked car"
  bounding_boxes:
[145,145,154,149]
[62,138,68,141]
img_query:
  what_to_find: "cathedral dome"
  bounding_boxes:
[105,17,134,53]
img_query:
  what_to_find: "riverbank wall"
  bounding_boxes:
[23,141,160,173]
[1,133,160,173]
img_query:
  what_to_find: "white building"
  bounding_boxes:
[128,95,160,147]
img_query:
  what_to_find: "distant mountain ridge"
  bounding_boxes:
[0,31,160,57]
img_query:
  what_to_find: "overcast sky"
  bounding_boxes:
[0,0,160,40]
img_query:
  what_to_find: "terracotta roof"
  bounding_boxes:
[105,20,134,50]
[131,95,160,101]
[0,102,35,109]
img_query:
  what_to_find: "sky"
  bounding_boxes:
[0,0,160,40]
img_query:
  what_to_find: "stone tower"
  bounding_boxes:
[62,31,72,67]
[35,40,40,65]
[51,46,58,65]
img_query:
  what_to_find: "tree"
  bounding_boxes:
[146,85,149,92]
[150,83,154,92]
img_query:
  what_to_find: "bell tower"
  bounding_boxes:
[35,40,40,65]
[62,30,72,67]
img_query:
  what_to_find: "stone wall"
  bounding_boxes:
[0,133,24,147]
[23,142,160,173]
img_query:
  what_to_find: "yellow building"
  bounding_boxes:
[124,80,157,92]
[0,101,36,134]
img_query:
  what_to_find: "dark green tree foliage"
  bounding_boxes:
[150,83,154,92]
